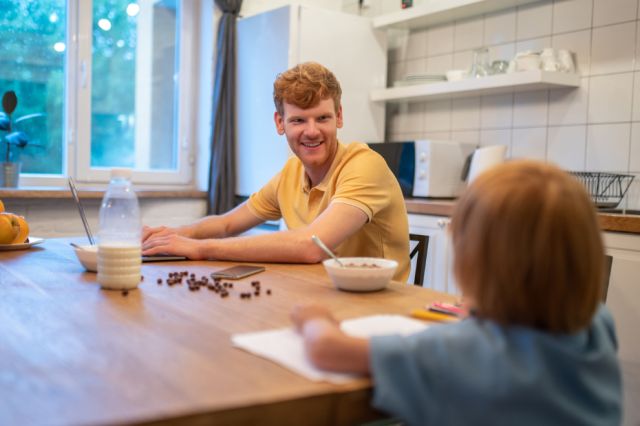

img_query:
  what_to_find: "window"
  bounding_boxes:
[0,0,204,187]
[0,1,66,174]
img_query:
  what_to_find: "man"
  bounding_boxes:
[142,62,410,281]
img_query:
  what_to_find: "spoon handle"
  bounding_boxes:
[311,235,344,266]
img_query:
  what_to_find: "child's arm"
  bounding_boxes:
[291,304,371,374]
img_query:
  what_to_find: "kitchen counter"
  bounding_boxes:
[405,198,640,234]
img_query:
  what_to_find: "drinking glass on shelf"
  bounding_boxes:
[469,47,490,78]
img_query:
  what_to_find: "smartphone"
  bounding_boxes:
[210,265,265,280]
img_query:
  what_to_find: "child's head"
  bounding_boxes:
[273,62,342,116]
[450,160,604,333]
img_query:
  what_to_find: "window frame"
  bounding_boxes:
[18,0,203,189]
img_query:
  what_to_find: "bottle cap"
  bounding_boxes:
[110,168,133,180]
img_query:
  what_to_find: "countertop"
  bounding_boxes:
[405,198,640,234]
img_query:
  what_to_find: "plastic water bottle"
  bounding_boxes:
[97,168,142,290]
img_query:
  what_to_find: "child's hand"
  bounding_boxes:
[290,304,338,332]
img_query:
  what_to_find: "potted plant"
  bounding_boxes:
[0,90,43,187]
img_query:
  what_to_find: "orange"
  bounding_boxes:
[0,213,19,244]
[0,199,4,212]
[11,215,29,244]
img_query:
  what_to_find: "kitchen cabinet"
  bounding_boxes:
[236,4,387,197]
[408,213,459,295]
[372,0,541,30]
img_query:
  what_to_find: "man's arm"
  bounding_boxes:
[142,202,368,262]
[142,202,264,242]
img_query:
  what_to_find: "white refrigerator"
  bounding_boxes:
[235,4,387,197]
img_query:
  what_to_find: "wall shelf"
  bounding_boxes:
[370,70,580,103]
[373,0,541,30]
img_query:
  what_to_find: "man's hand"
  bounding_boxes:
[142,225,187,243]
[142,233,206,260]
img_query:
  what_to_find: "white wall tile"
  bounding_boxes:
[512,127,547,159]
[388,61,404,86]
[388,102,424,134]
[451,130,480,145]
[452,97,481,130]
[634,72,640,121]
[586,123,632,171]
[489,43,516,63]
[424,99,452,132]
[388,131,424,142]
[622,177,640,210]
[404,57,427,79]
[426,54,453,74]
[516,1,552,40]
[591,22,636,75]
[454,17,484,51]
[406,28,428,60]
[552,29,591,76]
[548,77,589,125]
[631,123,640,171]
[637,22,640,71]
[547,125,587,170]
[484,9,516,46]
[480,129,512,155]
[427,24,454,56]
[516,36,552,54]
[453,50,473,70]
[423,131,452,140]
[481,93,514,128]
[588,73,634,123]
[593,0,638,27]
[552,0,593,33]
[513,90,549,127]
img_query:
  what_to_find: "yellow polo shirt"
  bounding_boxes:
[247,142,410,282]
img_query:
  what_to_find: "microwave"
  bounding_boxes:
[368,140,476,198]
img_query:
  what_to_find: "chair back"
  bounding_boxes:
[409,233,429,286]
[602,254,613,302]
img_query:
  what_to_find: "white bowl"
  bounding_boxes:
[74,245,98,272]
[446,69,469,82]
[323,257,398,292]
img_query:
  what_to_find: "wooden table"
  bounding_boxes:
[0,238,454,426]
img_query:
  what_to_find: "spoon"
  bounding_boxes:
[311,235,344,267]
[69,242,85,250]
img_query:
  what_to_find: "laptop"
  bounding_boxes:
[67,177,187,262]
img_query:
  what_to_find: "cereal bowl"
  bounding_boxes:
[323,257,398,292]
[74,245,98,272]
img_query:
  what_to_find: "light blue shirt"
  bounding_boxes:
[370,304,622,426]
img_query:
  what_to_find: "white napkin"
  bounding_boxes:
[231,315,429,384]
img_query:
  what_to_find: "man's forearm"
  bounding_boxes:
[197,229,324,263]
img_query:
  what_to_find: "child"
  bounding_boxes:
[291,160,622,426]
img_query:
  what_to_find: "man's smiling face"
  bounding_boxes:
[274,98,343,183]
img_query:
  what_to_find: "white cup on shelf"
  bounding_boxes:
[557,49,576,73]
[515,52,541,71]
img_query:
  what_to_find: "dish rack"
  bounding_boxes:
[570,172,635,209]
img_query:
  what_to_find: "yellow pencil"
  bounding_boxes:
[410,309,459,323]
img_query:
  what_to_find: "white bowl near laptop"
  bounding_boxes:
[323,257,398,292]
[74,244,98,272]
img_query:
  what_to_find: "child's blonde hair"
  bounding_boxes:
[273,62,342,116]
[450,160,604,333]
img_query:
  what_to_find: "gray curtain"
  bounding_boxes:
[207,0,242,214]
